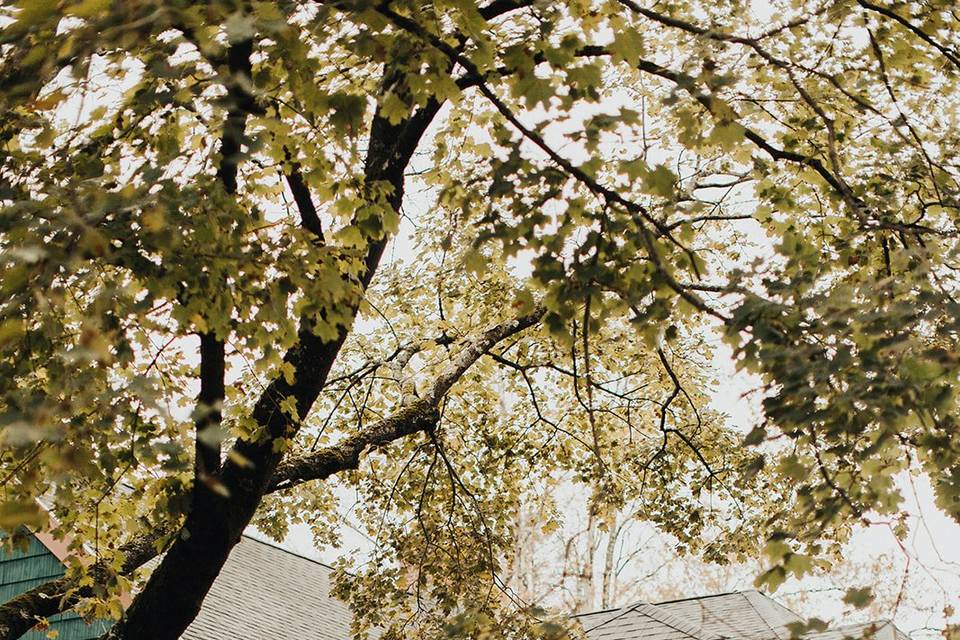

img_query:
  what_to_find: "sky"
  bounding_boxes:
[271,24,960,638]
[272,308,960,638]
[13,2,960,637]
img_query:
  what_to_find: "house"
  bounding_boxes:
[0,532,358,640]
[0,531,908,640]
[574,591,908,640]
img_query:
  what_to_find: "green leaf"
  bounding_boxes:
[65,0,112,18]
[0,500,47,530]
[843,587,875,609]
[754,566,787,592]
[0,320,25,348]
[743,425,767,446]
[327,93,367,136]
[610,27,644,66]
[643,164,676,198]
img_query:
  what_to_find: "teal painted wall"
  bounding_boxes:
[0,532,112,640]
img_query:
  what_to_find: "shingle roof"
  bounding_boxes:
[176,544,906,640]
[579,591,904,640]
[181,535,371,640]
[651,591,803,640]
[578,602,715,640]
[802,621,910,640]
[5,529,910,640]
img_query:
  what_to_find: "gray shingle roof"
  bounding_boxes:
[650,591,803,640]
[181,535,368,640]
[175,540,905,640]
[802,621,910,640]
[579,602,713,640]
[579,591,907,640]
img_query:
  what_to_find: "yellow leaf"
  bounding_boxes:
[66,0,112,18]
[0,319,25,348]
[0,500,48,530]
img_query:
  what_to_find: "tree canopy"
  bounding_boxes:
[0,0,959,638]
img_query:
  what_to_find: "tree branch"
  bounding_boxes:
[283,161,325,243]
[478,0,535,20]
[1,306,545,638]
[269,305,545,492]
[377,7,724,321]
[194,37,253,496]
[0,530,167,640]
[856,0,960,72]
[195,332,225,480]
[100,66,445,639]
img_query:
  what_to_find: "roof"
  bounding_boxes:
[578,602,711,640]
[651,590,803,640]
[181,535,373,640]
[578,591,907,640]
[803,621,911,640]
[1,531,910,640]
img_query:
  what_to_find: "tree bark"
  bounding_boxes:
[0,531,165,640]
[2,3,540,635]
[0,305,542,640]
[99,83,442,638]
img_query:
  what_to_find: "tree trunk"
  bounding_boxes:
[102,92,441,639]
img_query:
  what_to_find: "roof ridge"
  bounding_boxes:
[636,602,719,640]
[653,590,756,605]
[833,620,893,628]
[583,600,719,639]
[801,619,911,640]
[571,605,623,619]
[743,590,804,626]
[741,590,790,640]
[582,602,645,633]
[821,620,895,634]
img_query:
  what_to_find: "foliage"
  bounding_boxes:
[0,0,959,638]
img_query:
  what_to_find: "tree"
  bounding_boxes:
[1,0,959,638]
[504,491,960,638]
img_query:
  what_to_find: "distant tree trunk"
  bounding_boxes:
[575,499,598,612]
[600,513,619,609]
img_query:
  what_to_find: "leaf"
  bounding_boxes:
[279,395,300,422]
[0,500,47,530]
[0,320,25,348]
[280,361,296,385]
[743,425,766,446]
[463,248,487,274]
[567,63,602,92]
[709,122,746,149]
[843,587,875,609]
[610,27,644,66]
[754,565,787,592]
[65,0,112,18]
[327,93,367,136]
[200,475,231,498]
[11,0,58,29]
[227,450,254,469]
[335,225,364,248]
[513,74,554,109]
[643,164,676,198]
[224,12,257,43]
[196,424,227,449]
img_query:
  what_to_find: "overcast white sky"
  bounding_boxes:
[22,3,959,636]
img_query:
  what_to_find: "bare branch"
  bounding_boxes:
[270,306,546,492]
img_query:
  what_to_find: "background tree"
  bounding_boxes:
[0,0,959,639]
[501,478,959,638]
